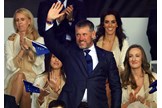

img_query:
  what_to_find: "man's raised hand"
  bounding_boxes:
[47,2,65,22]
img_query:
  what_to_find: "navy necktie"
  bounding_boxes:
[84,50,93,75]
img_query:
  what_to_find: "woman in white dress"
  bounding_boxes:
[121,44,157,108]
[95,10,129,107]
[32,53,65,108]
[4,8,45,108]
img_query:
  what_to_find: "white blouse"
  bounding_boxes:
[97,36,129,73]
[4,33,45,89]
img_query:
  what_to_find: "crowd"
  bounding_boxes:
[4,0,157,108]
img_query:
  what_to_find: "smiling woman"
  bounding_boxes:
[96,10,129,74]
[121,44,157,108]
[95,10,129,107]
[31,53,66,108]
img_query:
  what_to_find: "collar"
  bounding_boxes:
[83,44,95,52]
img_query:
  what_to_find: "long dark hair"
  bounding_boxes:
[121,44,156,89]
[48,99,65,108]
[43,53,66,81]
[96,10,127,50]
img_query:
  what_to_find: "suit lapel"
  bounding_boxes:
[96,46,104,63]
[94,48,102,69]
[74,49,88,77]
[91,46,106,75]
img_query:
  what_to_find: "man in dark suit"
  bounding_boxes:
[44,2,121,108]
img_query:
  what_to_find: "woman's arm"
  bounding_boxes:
[31,74,48,108]
[5,35,25,72]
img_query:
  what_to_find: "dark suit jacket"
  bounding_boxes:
[44,26,122,108]
[4,94,18,108]
[37,0,86,43]
[146,9,157,60]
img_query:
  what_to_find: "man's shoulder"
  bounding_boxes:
[95,46,114,60]
[95,45,112,54]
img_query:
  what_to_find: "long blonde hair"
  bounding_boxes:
[13,8,39,40]
[12,8,39,67]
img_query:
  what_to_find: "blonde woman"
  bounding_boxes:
[4,8,45,108]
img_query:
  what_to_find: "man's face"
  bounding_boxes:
[75,26,95,49]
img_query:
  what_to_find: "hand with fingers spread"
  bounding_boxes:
[47,72,61,93]
[56,9,66,24]
[47,2,65,23]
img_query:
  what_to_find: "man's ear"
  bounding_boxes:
[92,31,96,40]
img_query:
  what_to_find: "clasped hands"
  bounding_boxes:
[128,92,146,104]
[47,2,74,24]
[20,35,30,51]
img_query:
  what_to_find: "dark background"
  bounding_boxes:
[4,0,156,17]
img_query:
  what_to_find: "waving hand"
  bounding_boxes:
[47,2,65,22]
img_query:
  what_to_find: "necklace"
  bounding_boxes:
[53,74,61,83]
[53,75,62,93]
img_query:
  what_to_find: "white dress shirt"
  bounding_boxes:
[82,44,98,102]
